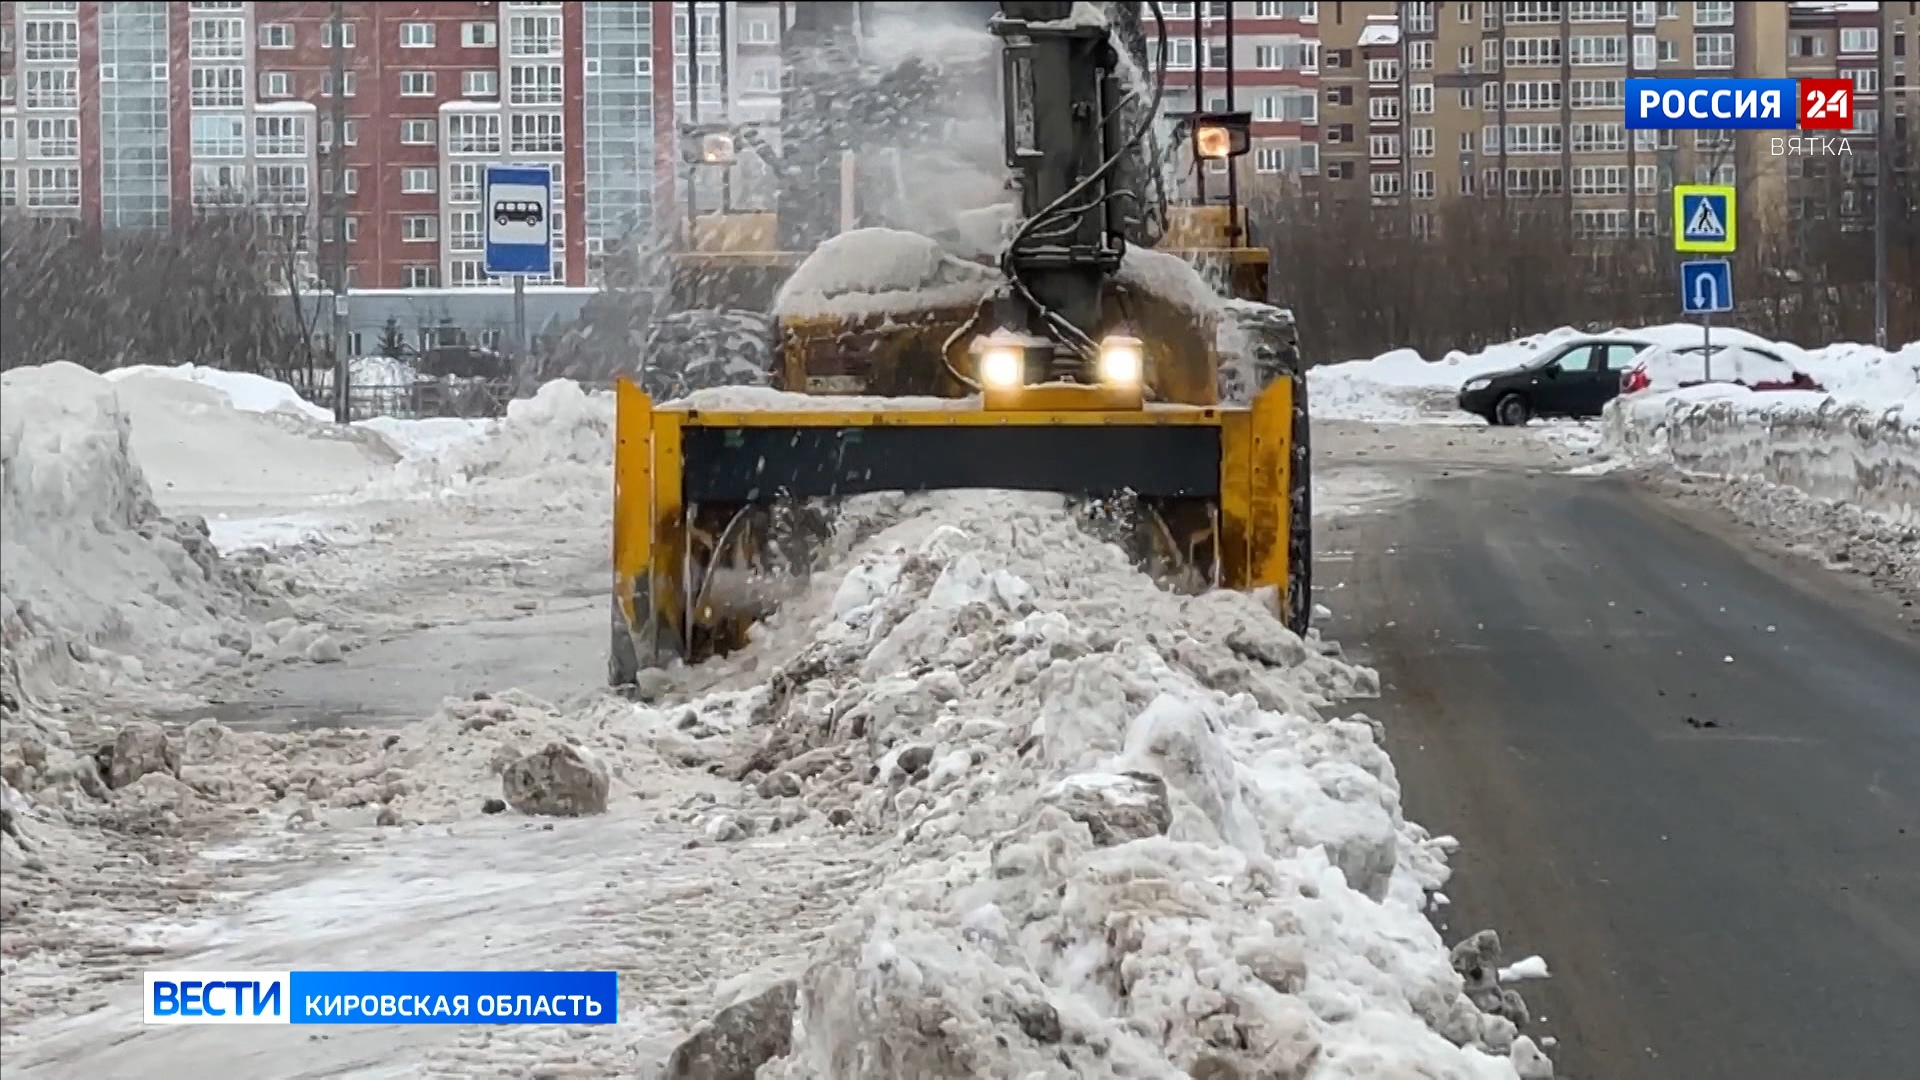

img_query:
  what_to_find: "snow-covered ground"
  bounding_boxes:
[1,362,1552,1077]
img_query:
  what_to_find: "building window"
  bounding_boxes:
[1571,122,1627,153]
[1693,128,1732,151]
[449,162,485,201]
[449,211,485,251]
[254,164,309,206]
[1458,44,1475,68]
[1253,145,1286,174]
[1367,58,1400,83]
[1253,41,1317,71]
[1569,34,1627,66]
[449,259,490,287]
[1408,40,1434,71]
[1632,1,1658,26]
[342,120,360,146]
[321,19,356,48]
[509,112,564,154]
[745,65,781,95]
[1504,123,1564,154]
[1505,81,1562,111]
[1693,33,1734,69]
[1572,210,1630,238]
[1368,133,1401,158]
[404,265,440,289]
[191,66,245,108]
[1635,164,1661,193]
[1503,2,1560,23]
[188,16,242,61]
[1369,95,1401,121]
[401,167,437,194]
[445,114,501,155]
[258,23,293,49]
[25,117,79,159]
[254,115,308,157]
[1659,39,1680,62]
[26,166,81,208]
[1,170,18,209]
[463,21,498,48]
[400,119,437,145]
[509,14,563,57]
[1411,170,1435,199]
[260,71,293,99]
[509,64,563,105]
[402,216,437,242]
[1850,68,1879,95]
[401,22,436,48]
[1504,36,1563,67]
[1839,28,1879,55]
[1409,126,1435,156]
[23,18,80,63]
[23,69,79,111]
[464,70,499,98]
[1205,42,1228,70]
[1369,171,1402,198]
[1403,2,1436,33]
[1459,86,1476,109]
[741,16,777,44]
[321,168,360,196]
[1790,35,1827,59]
[1571,79,1624,109]
[1568,1,1631,21]
[1692,1,1734,27]
[401,71,437,97]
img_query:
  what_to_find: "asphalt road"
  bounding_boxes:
[1315,447,1920,1080]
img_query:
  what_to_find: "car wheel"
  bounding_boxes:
[1495,393,1530,426]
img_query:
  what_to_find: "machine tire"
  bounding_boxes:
[640,308,776,401]
[1495,393,1531,427]
[608,594,640,688]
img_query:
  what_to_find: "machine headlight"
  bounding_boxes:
[1464,378,1491,392]
[980,346,1024,390]
[1098,335,1145,385]
[698,132,736,165]
[1194,124,1235,160]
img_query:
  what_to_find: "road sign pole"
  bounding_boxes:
[1702,312,1712,382]
[512,274,529,397]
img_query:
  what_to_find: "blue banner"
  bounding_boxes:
[1625,78,1799,130]
[289,971,619,1025]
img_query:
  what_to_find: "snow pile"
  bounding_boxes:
[389,380,612,508]
[1308,334,1576,423]
[103,363,332,422]
[0,363,301,709]
[651,491,1546,1077]
[98,365,398,516]
[1603,380,1920,524]
[773,228,1001,320]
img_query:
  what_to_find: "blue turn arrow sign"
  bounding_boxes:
[1680,259,1733,315]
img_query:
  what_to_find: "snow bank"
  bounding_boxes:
[104,363,332,422]
[1603,383,1920,524]
[1314,326,1920,425]
[100,367,398,516]
[0,363,302,709]
[388,380,611,506]
[687,491,1542,1077]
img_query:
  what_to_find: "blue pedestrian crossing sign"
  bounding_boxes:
[1680,259,1733,315]
[1673,184,1736,253]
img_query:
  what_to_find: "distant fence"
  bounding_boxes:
[298,377,516,421]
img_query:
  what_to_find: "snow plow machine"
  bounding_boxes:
[611,0,1309,685]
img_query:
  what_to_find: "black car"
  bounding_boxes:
[1457,337,1652,425]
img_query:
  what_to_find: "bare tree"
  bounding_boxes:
[1249,164,1916,364]
[0,209,317,375]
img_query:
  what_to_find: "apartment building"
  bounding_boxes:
[0,1,674,291]
[1314,2,1797,239]
[1786,1,1914,227]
